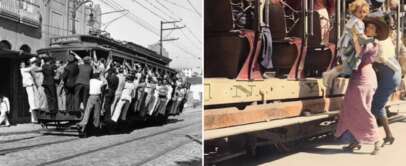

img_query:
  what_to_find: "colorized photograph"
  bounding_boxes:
[0,0,202,165]
[204,0,406,165]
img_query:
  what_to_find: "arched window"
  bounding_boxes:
[0,40,12,50]
[20,45,31,54]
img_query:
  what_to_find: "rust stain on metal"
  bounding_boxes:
[204,97,344,130]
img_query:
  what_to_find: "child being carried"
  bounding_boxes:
[323,0,373,87]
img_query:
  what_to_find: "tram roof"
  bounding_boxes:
[38,35,172,64]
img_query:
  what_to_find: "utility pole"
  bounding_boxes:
[71,0,93,34]
[160,20,185,56]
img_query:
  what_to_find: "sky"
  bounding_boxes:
[92,0,202,73]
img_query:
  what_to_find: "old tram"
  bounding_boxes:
[33,34,186,136]
[204,0,406,163]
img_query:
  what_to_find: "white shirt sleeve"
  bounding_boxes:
[4,97,10,113]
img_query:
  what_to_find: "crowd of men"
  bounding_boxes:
[19,50,189,132]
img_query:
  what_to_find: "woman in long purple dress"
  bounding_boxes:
[335,17,390,155]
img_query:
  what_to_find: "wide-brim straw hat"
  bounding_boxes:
[363,16,390,41]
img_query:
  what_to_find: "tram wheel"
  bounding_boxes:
[40,123,47,129]
[79,130,88,138]
[156,115,168,125]
[78,126,88,138]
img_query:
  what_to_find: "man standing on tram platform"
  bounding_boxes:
[73,55,93,111]
[20,60,38,123]
[101,68,119,126]
[61,55,79,111]
[77,73,105,133]
[42,57,58,113]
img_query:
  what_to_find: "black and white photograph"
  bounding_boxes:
[5,0,406,166]
[0,0,202,165]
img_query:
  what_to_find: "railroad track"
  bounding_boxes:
[0,121,199,157]
[0,137,80,156]
[34,120,201,166]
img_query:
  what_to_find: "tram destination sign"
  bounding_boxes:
[50,36,81,45]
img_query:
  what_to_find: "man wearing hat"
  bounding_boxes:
[42,57,58,113]
[73,55,93,111]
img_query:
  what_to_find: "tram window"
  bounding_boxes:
[72,50,92,58]
[50,50,69,61]
[112,56,124,64]
[94,50,108,60]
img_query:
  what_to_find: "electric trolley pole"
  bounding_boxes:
[160,20,185,56]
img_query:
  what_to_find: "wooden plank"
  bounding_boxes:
[204,97,343,130]
[204,111,339,140]
[204,78,349,106]
[204,100,406,140]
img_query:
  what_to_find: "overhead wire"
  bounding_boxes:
[154,0,181,19]
[142,0,177,21]
[180,29,202,50]
[101,0,160,35]
[151,0,202,45]
[161,0,195,13]
[130,0,168,21]
[185,0,202,17]
[128,0,201,58]
[100,0,200,60]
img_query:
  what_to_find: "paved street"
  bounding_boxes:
[219,119,406,166]
[0,107,202,166]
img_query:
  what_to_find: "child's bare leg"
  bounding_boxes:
[335,65,344,72]
[323,65,343,87]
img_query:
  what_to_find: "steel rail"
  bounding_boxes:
[37,121,201,166]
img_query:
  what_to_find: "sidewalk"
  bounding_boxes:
[0,123,43,136]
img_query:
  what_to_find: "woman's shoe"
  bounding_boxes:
[382,137,395,147]
[342,144,361,152]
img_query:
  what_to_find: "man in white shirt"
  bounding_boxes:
[77,73,105,133]
[111,75,135,122]
[0,95,10,127]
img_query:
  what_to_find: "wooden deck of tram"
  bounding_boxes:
[204,77,406,140]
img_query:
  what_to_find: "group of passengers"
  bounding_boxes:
[19,50,189,132]
[321,0,406,155]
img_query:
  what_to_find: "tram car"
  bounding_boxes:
[204,0,406,163]
[32,34,190,136]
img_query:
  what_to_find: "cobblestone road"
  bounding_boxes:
[0,107,202,166]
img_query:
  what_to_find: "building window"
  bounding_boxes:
[0,40,12,50]
[19,45,31,54]
[20,0,35,13]
[50,11,64,37]
[68,1,80,34]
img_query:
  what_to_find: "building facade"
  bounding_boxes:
[43,0,101,46]
[0,0,101,123]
